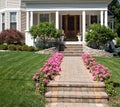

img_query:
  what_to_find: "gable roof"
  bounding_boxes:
[22,0,112,4]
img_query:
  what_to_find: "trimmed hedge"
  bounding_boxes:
[0,44,36,51]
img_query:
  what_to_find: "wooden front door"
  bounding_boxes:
[62,15,80,41]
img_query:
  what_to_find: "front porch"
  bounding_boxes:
[25,4,109,46]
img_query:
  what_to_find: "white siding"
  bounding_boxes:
[5,11,10,29]
[0,0,6,9]
[17,11,21,31]
[7,0,21,8]
[21,12,26,32]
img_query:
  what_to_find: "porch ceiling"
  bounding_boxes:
[22,0,112,5]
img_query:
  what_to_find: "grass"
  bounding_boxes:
[0,51,49,107]
[95,57,120,107]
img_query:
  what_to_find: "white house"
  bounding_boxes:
[0,0,113,46]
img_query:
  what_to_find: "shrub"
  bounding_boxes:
[16,45,22,51]
[29,22,62,48]
[0,44,8,50]
[22,45,29,51]
[28,46,35,51]
[8,44,16,51]
[116,37,120,47]
[86,24,117,49]
[0,29,24,45]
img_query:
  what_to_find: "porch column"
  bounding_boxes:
[30,11,33,27]
[100,10,103,25]
[105,10,108,27]
[25,11,34,46]
[26,11,30,30]
[0,13,2,32]
[55,11,59,29]
[82,10,86,42]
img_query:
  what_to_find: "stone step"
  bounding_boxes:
[45,91,108,103]
[63,53,83,56]
[47,81,105,88]
[64,48,83,51]
[63,50,83,53]
[47,86,105,92]
[46,103,109,107]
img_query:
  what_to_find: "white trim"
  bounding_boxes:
[105,10,108,26]
[79,15,81,33]
[26,11,30,30]
[0,13,2,32]
[30,11,33,27]
[0,8,26,13]
[82,10,86,42]
[26,8,107,12]
[55,11,59,29]
[100,10,103,25]
[16,12,19,30]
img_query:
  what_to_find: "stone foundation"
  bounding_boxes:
[83,45,113,57]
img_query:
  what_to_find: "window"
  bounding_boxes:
[10,12,17,29]
[91,15,97,24]
[39,14,50,22]
[2,13,5,30]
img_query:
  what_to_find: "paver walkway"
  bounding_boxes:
[46,57,109,107]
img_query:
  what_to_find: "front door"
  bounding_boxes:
[62,15,80,41]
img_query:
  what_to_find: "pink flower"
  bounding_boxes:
[44,80,49,84]
[36,83,39,88]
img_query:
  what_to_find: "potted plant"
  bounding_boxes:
[76,32,81,42]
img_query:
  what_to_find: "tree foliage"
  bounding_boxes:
[109,0,120,36]
[29,22,62,48]
[86,24,117,49]
[0,29,24,45]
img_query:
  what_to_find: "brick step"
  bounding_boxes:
[47,86,105,92]
[65,47,83,50]
[63,53,83,56]
[45,91,108,103]
[63,51,83,53]
[63,50,83,53]
[47,82,105,87]
[46,103,109,107]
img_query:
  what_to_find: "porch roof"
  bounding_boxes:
[22,0,112,5]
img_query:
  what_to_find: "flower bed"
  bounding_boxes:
[32,52,64,94]
[81,53,111,81]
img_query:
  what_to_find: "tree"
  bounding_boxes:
[86,24,117,49]
[29,22,62,48]
[109,0,120,36]
[0,29,24,45]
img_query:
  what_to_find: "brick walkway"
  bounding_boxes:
[45,57,109,107]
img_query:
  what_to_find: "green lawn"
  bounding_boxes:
[95,57,120,107]
[0,51,49,107]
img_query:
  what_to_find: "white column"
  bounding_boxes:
[16,12,19,30]
[55,11,59,29]
[82,10,86,42]
[79,15,81,33]
[30,11,33,27]
[26,11,29,31]
[100,10,103,25]
[105,10,108,27]
[0,13,2,32]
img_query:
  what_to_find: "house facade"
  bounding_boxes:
[0,0,113,46]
